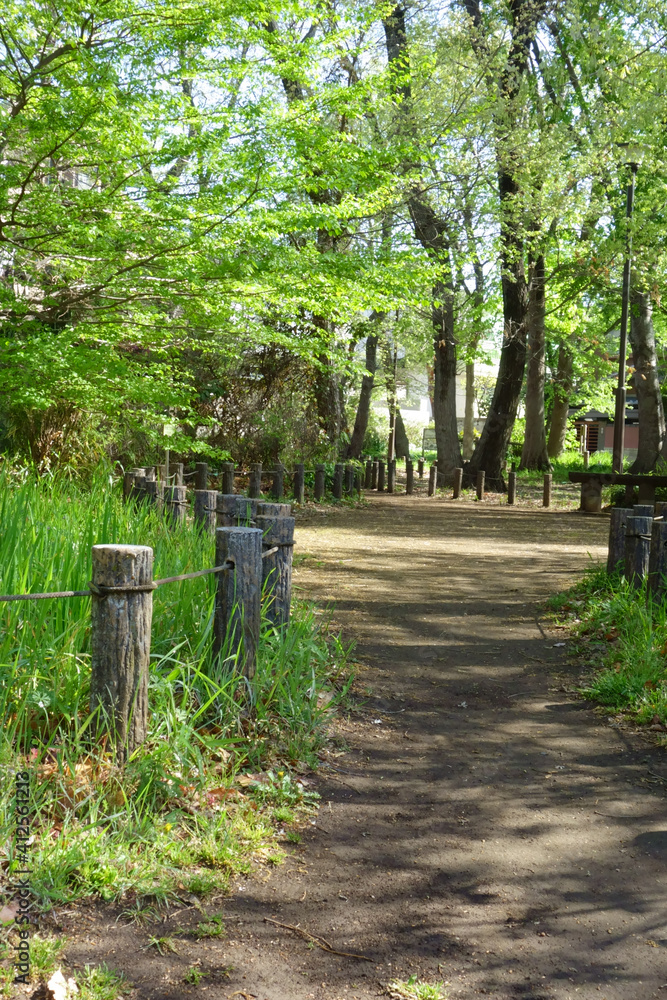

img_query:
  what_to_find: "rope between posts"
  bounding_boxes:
[0,560,236,603]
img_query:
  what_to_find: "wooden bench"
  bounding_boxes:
[568,473,667,513]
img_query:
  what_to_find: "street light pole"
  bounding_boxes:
[612,162,638,474]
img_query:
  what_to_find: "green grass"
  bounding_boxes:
[0,471,353,922]
[387,975,448,999]
[546,565,667,727]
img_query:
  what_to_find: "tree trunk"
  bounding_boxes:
[433,277,462,484]
[547,341,573,458]
[463,362,475,460]
[519,254,551,470]
[629,284,666,471]
[394,408,411,459]
[464,225,528,490]
[346,331,380,459]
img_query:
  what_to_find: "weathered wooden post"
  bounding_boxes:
[257,501,290,516]
[271,464,284,501]
[418,458,424,480]
[292,463,305,504]
[387,459,396,494]
[543,473,552,508]
[236,497,258,524]
[476,470,485,501]
[145,480,161,509]
[428,464,436,496]
[333,463,344,499]
[655,501,667,519]
[214,527,262,676]
[371,461,378,490]
[257,514,295,628]
[633,504,654,518]
[453,467,463,499]
[365,460,373,490]
[625,515,653,586]
[314,464,326,501]
[344,464,355,495]
[194,489,218,533]
[507,470,517,505]
[649,519,667,600]
[607,507,633,574]
[248,462,262,499]
[195,462,208,491]
[131,473,147,504]
[377,460,386,492]
[173,463,184,486]
[90,544,153,762]
[216,494,238,527]
[144,467,156,483]
[406,460,414,495]
[164,485,187,525]
[583,450,589,469]
[221,462,235,495]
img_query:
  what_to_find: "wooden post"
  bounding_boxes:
[625,515,653,586]
[314,464,326,501]
[90,544,153,761]
[476,470,485,501]
[655,501,667,519]
[649,519,667,600]
[377,460,386,492]
[333,463,344,499]
[371,461,378,490]
[236,497,258,524]
[428,464,436,496]
[344,464,355,495]
[365,460,373,489]
[145,480,161,509]
[583,450,589,469]
[633,504,654,517]
[257,501,291,516]
[580,478,603,514]
[131,474,147,504]
[221,462,235,495]
[272,464,284,501]
[216,494,238,527]
[387,459,396,494]
[257,514,295,628]
[453,467,463,499]
[293,463,305,504]
[164,485,187,525]
[214,527,263,676]
[248,462,262,499]
[195,462,208,491]
[194,489,218,533]
[543,473,552,508]
[607,507,633,574]
[406,460,414,495]
[174,463,184,486]
[418,458,424,480]
[507,471,517,505]
[144,467,156,482]
[123,471,134,500]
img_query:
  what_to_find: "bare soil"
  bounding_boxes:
[40,493,667,1000]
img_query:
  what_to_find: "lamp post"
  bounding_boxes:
[612,145,643,474]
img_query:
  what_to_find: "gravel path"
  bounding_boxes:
[218,495,666,1000]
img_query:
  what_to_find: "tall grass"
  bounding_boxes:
[0,472,352,909]
[547,565,667,727]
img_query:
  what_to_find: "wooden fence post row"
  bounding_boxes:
[90,521,296,758]
[604,502,667,599]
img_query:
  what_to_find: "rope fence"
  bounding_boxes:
[0,500,295,763]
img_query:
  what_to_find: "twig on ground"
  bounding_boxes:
[263,916,371,960]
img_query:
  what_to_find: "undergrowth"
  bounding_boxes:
[0,471,353,918]
[546,565,667,729]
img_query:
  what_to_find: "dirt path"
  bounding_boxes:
[215,496,666,1000]
[64,495,667,1000]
